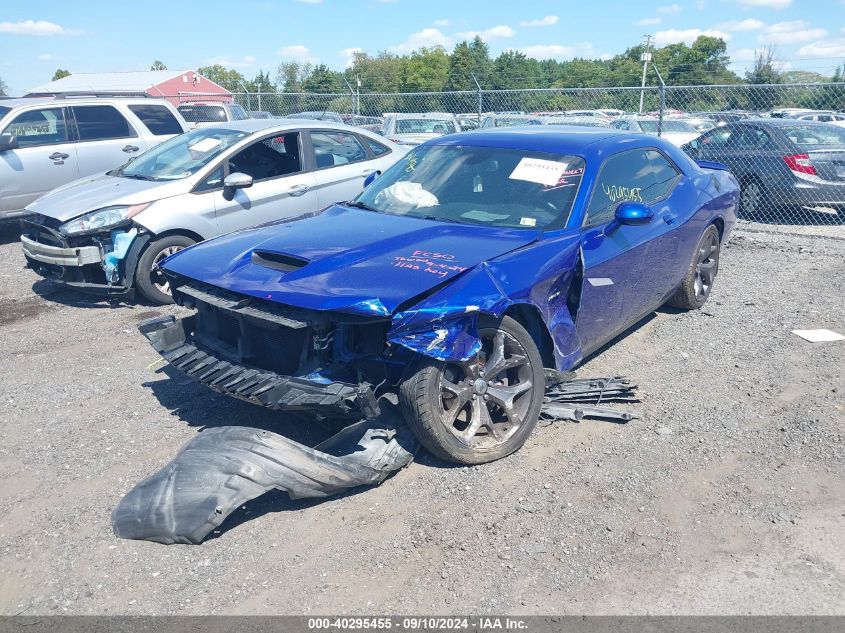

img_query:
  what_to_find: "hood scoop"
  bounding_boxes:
[251,250,310,273]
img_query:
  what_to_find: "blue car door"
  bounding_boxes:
[574,147,684,354]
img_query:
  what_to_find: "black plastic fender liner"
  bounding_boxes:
[112,407,418,545]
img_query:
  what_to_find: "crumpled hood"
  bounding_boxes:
[26,173,187,222]
[163,205,540,316]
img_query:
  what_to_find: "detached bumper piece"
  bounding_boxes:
[112,412,417,544]
[139,315,380,417]
[541,372,639,423]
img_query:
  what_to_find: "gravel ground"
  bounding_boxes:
[0,222,843,615]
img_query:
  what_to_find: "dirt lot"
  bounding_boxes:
[0,222,843,616]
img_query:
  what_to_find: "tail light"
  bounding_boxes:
[783,153,816,176]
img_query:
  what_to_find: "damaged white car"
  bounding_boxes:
[20,119,405,303]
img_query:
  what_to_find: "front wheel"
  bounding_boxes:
[399,316,545,465]
[134,235,195,305]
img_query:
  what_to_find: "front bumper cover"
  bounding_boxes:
[139,315,380,417]
[20,234,102,267]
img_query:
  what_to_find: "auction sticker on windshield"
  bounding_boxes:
[188,138,223,154]
[509,157,569,186]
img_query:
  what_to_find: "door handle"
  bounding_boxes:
[663,212,678,225]
[288,184,309,197]
[122,145,140,153]
[49,152,69,161]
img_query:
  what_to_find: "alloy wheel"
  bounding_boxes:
[437,329,535,450]
[694,231,719,302]
[150,246,184,295]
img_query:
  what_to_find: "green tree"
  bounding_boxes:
[0,76,7,96]
[150,60,167,71]
[745,46,783,110]
[275,60,313,92]
[196,64,247,92]
[301,64,343,92]
[52,69,71,81]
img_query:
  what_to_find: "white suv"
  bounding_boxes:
[0,95,188,221]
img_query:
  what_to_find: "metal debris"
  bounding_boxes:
[541,373,639,423]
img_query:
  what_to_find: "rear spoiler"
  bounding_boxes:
[695,159,731,172]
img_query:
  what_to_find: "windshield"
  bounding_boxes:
[781,124,845,148]
[0,106,10,120]
[395,118,457,134]
[354,145,585,231]
[118,128,248,181]
[178,105,227,123]
[638,120,696,133]
[286,112,343,122]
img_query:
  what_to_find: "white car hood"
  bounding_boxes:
[27,173,190,222]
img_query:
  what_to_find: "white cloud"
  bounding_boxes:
[456,25,515,40]
[0,20,80,36]
[760,21,826,45]
[797,39,845,58]
[719,18,765,31]
[657,3,682,13]
[37,53,61,61]
[519,15,558,27]
[635,17,662,26]
[738,0,791,8]
[516,43,595,61]
[277,44,312,59]
[390,28,451,53]
[729,47,758,63]
[339,47,363,68]
[654,28,732,45]
[433,18,450,27]
[204,55,257,69]
[697,0,706,9]
[295,0,322,3]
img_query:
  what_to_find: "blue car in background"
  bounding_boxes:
[140,127,739,464]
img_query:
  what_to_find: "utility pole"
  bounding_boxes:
[638,34,653,115]
[356,74,361,116]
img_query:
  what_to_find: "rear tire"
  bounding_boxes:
[134,235,195,305]
[668,224,720,310]
[399,316,544,465]
[739,177,765,217]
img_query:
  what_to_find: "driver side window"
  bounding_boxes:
[227,132,302,182]
[583,149,679,228]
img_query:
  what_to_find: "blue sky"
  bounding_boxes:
[1,0,844,94]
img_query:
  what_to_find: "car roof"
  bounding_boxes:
[428,126,636,155]
[0,95,171,109]
[198,118,384,134]
[730,118,835,127]
[395,112,455,119]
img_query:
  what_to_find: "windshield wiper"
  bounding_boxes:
[344,200,379,212]
[120,173,155,181]
[421,215,463,224]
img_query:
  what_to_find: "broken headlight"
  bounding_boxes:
[60,203,151,236]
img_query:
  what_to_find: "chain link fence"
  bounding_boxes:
[225,83,845,232]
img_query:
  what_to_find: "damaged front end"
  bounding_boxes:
[141,277,406,418]
[21,214,147,297]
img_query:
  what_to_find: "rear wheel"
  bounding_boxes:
[134,235,195,305]
[739,178,765,217]
[399,316,544,464]
[668,224,721,310]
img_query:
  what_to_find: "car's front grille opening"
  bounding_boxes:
[192,300,309,376]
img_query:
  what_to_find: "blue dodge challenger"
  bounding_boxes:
[140,127,739,464]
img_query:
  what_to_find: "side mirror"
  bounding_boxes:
[222,172,253,201]
[0,133,19,151]
[615,201,653,226]
[363,171,380,188]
